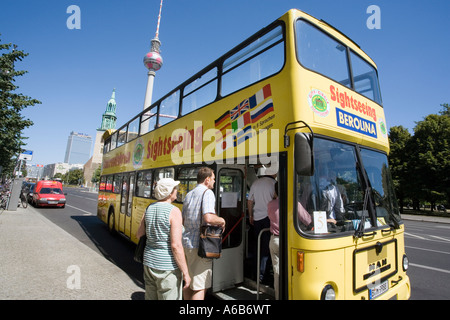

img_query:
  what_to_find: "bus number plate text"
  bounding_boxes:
[369,280,388,299]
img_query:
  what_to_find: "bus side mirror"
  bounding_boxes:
[295,132,314,176]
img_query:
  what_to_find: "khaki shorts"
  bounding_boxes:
[184,248,212,291]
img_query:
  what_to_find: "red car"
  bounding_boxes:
[33,180,66,208]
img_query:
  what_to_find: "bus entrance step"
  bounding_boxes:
[212,278,275,300]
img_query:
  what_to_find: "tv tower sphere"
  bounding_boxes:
[143,50,163,71]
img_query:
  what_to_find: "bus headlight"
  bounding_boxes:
[402,254,409,271]
[321,284,336,300]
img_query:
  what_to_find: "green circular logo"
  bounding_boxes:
[133,138,144,169]
[312,94,327,112]
[308,89,330,117]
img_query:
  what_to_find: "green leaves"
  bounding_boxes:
[389,104,450,211]
[0,36,41,175]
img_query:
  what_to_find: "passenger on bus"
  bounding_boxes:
[318,165,345,224]
[268,182,312,299]
[248,164,277,284]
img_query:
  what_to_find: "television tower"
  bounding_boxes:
[143,0,164,112]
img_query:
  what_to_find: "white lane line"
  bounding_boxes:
[68,194,98,202]
[410,263,450,275]
[429,235,450,243]
[405,232,426,240]
[406,245,450,255]
[66,204,94,216]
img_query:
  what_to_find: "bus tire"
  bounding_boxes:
[107,208,116,235]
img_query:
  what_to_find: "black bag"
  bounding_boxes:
[198,225,223,259]
[134,235,147,263]
[197,189,223,259]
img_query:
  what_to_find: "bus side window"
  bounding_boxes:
[136,170,153,198]
[177,167,201,203]
[152,167,175,199]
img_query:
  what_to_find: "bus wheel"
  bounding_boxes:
[107,210,116,234]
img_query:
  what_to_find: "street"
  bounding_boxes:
[37,187,450,300]
[36,187,145,290]
[404,220,450,300]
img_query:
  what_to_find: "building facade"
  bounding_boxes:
[64,131,92,164]
[83,89,118,189]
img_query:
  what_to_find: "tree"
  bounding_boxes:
[388,104,450,212]
[408,104,450,211]
[388,125,412,212]
[63,169,85,185]
[0,36,41,176]
[91,166,101,184]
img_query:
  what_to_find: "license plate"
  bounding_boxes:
[369,280,388,299]
[48,201,58,204]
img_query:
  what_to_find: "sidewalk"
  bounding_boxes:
[401,214,450,224]
[0,205,144,300]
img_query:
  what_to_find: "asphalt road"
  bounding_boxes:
[404,220,450,300]
[35,187,450,300]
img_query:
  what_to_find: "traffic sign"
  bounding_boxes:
[19,150,33,161]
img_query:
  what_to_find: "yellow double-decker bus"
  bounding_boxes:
[97,9,410,300]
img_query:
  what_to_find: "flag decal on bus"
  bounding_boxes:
[215,84,274,154]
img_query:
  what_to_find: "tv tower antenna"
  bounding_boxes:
[143,0,164,112]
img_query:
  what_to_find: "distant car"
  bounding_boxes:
[33,180,66,208]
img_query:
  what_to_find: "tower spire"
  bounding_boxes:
[142,0,164,112]
[99,88,117,131]
[155,0,163,40]
[141,0,164,133]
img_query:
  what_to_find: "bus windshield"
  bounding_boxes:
[296,137,401,237]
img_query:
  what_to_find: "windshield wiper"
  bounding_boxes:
[354,187,371,239]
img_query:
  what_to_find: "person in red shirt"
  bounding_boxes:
[268,182,312,299]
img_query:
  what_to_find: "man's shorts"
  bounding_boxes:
[184,248,212,291]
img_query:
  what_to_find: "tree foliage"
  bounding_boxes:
[389,104,450,212]
[0,36,41,175]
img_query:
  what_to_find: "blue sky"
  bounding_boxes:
[1,0,449,166]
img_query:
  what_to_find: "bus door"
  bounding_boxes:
[119,172,135,237]
[212,165,245,292]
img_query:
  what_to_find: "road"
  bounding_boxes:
[35,187,450,300]
[404,220,450,300]
[36,187,145,289]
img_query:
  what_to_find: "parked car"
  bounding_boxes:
[33,180,66,208]
[21,182,36,203]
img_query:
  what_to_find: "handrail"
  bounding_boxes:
[256,227,271,300]
[221,213,244,244]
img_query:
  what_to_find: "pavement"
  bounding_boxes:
[0,205,144,300]
[0,205,448,300]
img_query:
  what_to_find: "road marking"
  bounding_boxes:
[429,235,450,243]
[66,204,94,216]
[68,194,97,202]
[406,245,450,255]
[405,232,426,240]
[410,263,450,275]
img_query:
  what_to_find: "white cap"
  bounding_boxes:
[258,162,279,176]
[154,178,180,200]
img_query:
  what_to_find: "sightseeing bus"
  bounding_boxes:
[97,9,410,300]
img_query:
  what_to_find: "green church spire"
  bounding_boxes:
[99,89,117,130]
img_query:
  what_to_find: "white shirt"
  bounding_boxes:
[248,176,276,221]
